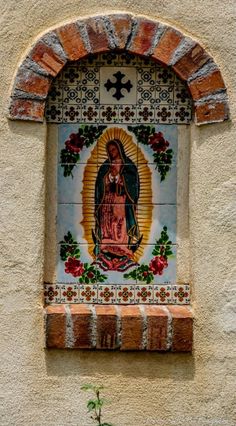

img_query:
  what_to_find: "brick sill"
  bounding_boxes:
[44,304,193,352]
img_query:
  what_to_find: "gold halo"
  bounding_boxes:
[82,126,152,262]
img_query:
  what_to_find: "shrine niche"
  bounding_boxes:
[44,51,191,305]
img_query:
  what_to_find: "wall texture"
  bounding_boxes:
[0,1,235,425]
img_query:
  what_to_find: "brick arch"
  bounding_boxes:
[8,13,229,125]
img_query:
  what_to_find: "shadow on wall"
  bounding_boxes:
[45,350,195,381]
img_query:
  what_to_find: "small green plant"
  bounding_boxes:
[81,384,113,426]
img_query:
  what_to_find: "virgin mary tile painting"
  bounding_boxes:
[93,138,142,272]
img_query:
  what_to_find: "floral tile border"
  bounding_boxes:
[44,283,190,305]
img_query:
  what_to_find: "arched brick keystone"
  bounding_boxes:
[8,13,229,125]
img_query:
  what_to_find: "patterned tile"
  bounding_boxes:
[137,85,156,105]
[100,66,137,105]
[45,52,192,124]
[45,103,63,122]
[172,284,190,304]
[136,105,155,123]
[98,285,116,304]
[137,67,156,86]
[116,285,135,304]
[81,105,100,122]
[44,283,61,304]
[99,105,119,123]
[135,285,154,304]
[118,105,137,123]
[60,284,79,303]
[155,105,174,124]
[153,284,172,304]
[62,105,81,122]
[79,284,98,303]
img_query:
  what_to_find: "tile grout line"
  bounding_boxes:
[139,305,148,350]
[65,304,75,348]
[89,304,97,348]
[115,304,122,348]
[162,305,173,350]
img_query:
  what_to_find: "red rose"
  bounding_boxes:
[65,257,85,277]
[149,256,168,275]
[65,132,85,153]
[149,132,169,153]
[87,271,94,279]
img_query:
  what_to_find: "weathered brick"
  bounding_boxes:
[146,306,169,351]
[188,69,226,100]
[195,101,229,124]
[9,98,45,121]
[128,18,158,55]
[95,305,118,349]
[167,306,193,352]
[173,43,210,80]
[108,14,133,49]
[15,67,51,98]
[85,17,110,53]
[120,306,143,350]
[30,41,66,77]
[152,28,183,65]
[57,23,88,61]
[45,305,66,348]
[70,304,93,349]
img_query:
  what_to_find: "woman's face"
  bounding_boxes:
[108,143,120,160]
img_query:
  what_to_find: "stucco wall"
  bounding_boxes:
[0,1,236,425]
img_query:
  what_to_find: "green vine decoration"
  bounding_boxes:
[124,226,173,284]
[60,125,107,177]
[60,231,107,283]
[128,125,173,181]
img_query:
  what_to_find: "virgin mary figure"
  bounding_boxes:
[93,138,142,271]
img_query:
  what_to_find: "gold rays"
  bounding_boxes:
[82,127,152,261]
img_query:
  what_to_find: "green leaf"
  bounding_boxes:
[87,400,96,412]
[101,423,113,426]
[81,384,96,391]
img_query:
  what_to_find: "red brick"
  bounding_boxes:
[167,306,193,352]
[95,305,118,349]
[70,304,93,349]
[145,306,169,351]
[30,41,66,77]
[45,305,66,348]
[152,28,183,65]
[120,306,143,350]
[57,23,88,61]
[85,17,110,53]
[173,43,210,81]
[128,18,158,55]
[9,98,45,121]
[195,101,229,124]
[109,14,133,49]
[15,68,51,98]
[188,69,225,100]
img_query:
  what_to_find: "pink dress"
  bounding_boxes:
[100,160,133,258]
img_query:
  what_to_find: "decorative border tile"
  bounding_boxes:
[60,284,79,303]
[98,285,117,304]
[44,283,61,304]
[135,285,154,304]
[44,283,190,304]
[172,284,190,304]
[153,284,172,304]
[79,284,98,303]
[116,285,135,304]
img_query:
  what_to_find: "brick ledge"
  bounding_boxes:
[44,304,193,352]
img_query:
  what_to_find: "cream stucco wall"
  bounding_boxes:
[0,1,236,425]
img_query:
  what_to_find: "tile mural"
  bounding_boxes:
[45,52,191,305]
